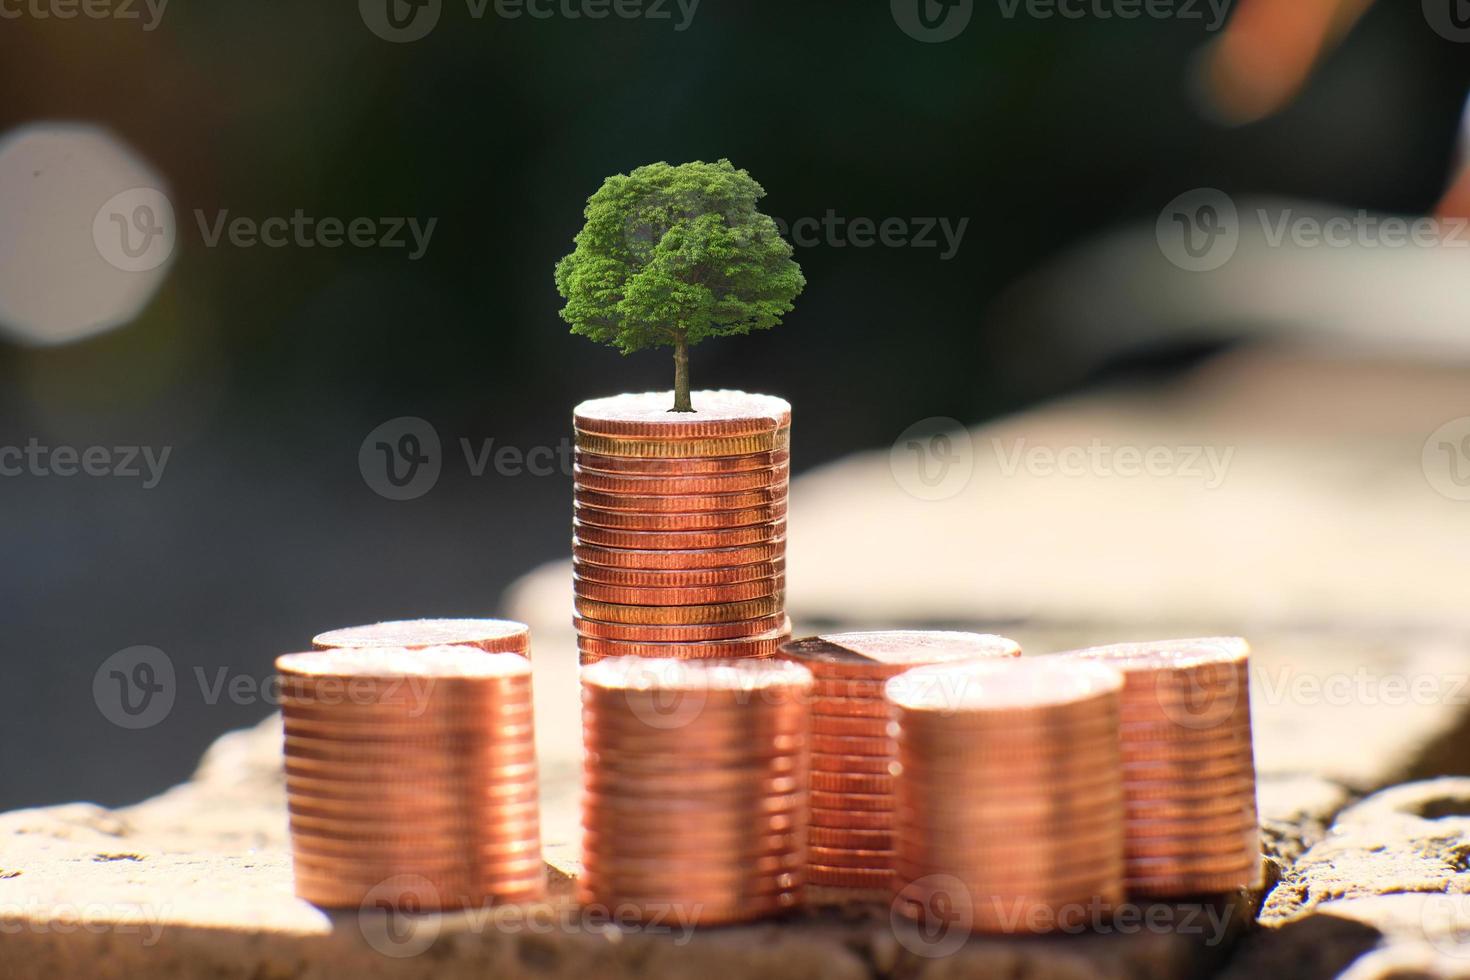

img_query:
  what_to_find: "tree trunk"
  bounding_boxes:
[671,335,693,412]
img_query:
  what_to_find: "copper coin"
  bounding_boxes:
[811,716,892,739]
[811,733,892,756]
[310,619,530,656]
[804,865,893,890]
[811,807,893,830]
[810,790,896,812]
[811,771,896,795]
[1124,834,1258,861]
[575,464,789,494]
[809,694,892,719]
[806,846,894,870]
[573,391,791,438]
[577,629,789,662]
[780,631,1022,682]
[570,555,787,587]
[580,850,805,878]
[573,543,785,573]
[573,501,788,531]
[581,829,802,857]
[296,870,545,910]
[1124,794,1257,820]
[292,832,542,860]
[1121,756,1255,782]
[574,576,785,606]
[575,449,790,476]
[1125,809,1258,838]
[575,486,788,513]
[584,769,804,797]
[575,595,785,625]
[291,815,543,845]
[1118,715,1253,742]
[573,520,787,550]
[575,613,787,642]
[1125,866,1263,896]
[574,429,791,459]
[810,677,889,699]
[581,808,803,837]
[808,826,893,849]
[583,730,809,758]
[812,752,895,775]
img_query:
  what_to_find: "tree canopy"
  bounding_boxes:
[555,159,805,410]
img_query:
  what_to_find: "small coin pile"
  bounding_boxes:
[777,631,1021,899]
[278,646,544,909]
[313,618,532,658]
[887,658,1126,934]
[1060,637,1261,896]
[573,391,793,664]
[579,657,813,925]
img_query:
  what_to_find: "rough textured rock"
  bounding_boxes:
[0,717,1259,979]
[1227,780,1470,980]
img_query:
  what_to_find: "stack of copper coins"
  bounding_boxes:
[579,657,813,925]
[777,631,1021,900]
[312,618,532,658]
[572,391,792,665]
[277,646,544,909]
[1059,637,1261,896]
[887,658,1126,934]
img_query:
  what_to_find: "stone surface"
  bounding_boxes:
[1226,780,1470,980]
[0,716,1258,979]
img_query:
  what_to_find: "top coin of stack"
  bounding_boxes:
[572,391,793,663]
[277,646,544,911]
[886,658,1127,935]
[777,631,1022,900]
[312,618,532,658]
[1058,637,1261,896]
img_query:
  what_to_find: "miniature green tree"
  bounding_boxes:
[555,159,806,412]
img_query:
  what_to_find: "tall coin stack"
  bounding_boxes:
[1060,638,1261,896]
[886,658,1127,935]
[777,631,1021,900]
[278,646,545,909]
[313,618,532,658]
[579,657,813,925]
[572,391,792,664]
